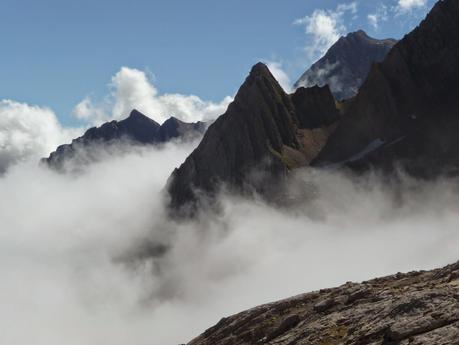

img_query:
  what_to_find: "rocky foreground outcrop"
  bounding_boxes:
[43,109,205,170]
[294,30,396,100]
[188,261,459,345]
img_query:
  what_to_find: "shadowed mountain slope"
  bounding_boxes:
[166,63,339,215]
[313,0,459,177]
[169,0,459,214]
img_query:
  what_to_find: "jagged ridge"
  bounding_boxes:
[313,0,459,177]
[43,109,206,169]
[167,63,339,215]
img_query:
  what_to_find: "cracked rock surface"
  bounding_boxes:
[188,261,459,345]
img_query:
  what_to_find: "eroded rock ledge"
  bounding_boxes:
[188,261,459,345]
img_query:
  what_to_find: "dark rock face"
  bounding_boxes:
[168,0,459,214]
[166,63,339,215]
[295,30,397,100]
[313,0,459,177]
[82,109,161,143]
[187,261,459,345]
[167,63,299,215]
[43,109,206,170]
[291,85,339,128]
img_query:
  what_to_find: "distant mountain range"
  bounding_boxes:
[43,109,205,170]
[294,30,397,100]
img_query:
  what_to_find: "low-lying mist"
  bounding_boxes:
[1,141,458,345]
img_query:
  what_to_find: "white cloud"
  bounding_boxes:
[0,100,80,173]
[265,61,292,92]
[294,2,357,60]
[0,142,197,345]
[73,96,106,121]
[74,67,233,125]
[397,0,428,13]
[1,148,459,344]
[0,67,233,172]
[367,14,378,29]
[110,67,159,122]
[367,4,389,30]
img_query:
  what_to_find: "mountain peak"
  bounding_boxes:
[313,0,459,172]
[124,109,161,128]
[294,29,397,100]
[243,62,279,87]
[43,110,205,171]
[347,29,369,39]
[167,62,338,216]
[128,109,147,119]
[167,63,301,215]
[345,30,397,46]
[249,62,272,78]
[235,62,285,101]
[162,116,183,125]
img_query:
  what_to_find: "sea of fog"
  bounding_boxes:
[0,140,458,345]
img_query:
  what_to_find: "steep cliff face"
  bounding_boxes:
[166,64,339,215]
[188,261,459,345]
[43,110,205,170]
[313,0,459,177]
[295,30,397,100]
[168,0,459,213]
[291,86,339,129]
[167,63,299,214]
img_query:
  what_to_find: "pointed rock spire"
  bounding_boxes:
[166,62,339,216]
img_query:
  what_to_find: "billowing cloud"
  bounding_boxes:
[0,100,80,173]
[397,0,428,13]
[1,140,459,344]
[74,67,233,125]
[294,2,357,60]
[0,66,232,173]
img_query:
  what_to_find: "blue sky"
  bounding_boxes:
[0,0,435,125]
